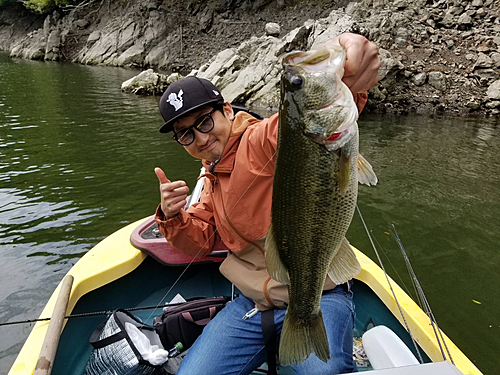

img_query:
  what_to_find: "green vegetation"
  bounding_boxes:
[0,0,78,13]
[23,0,73,13]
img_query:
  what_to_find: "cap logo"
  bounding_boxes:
[213,90,220,96]
[166,89,184,111]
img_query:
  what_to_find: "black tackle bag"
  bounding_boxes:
[153,296,231,350]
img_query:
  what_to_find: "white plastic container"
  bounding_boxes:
[362,325,420,370]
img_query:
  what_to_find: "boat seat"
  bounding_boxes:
[362,325,419,370]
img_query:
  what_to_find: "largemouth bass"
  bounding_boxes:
[265,46,378,365]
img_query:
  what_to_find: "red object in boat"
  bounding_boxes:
[130,216,228,266]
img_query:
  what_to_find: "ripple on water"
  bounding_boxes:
[0,188,104,252]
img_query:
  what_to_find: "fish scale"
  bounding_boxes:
[273,113,359,322]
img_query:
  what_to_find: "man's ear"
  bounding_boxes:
[222,102,234,120]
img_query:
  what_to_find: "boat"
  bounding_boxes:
[8,168,482,375]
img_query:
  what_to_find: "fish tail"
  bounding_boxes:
[279,310,330,365]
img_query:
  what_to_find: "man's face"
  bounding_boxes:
[173,104,233,162]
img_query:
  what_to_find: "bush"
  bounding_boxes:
[21,0,75,13]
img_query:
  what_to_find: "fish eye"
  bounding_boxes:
[291,75,304,88]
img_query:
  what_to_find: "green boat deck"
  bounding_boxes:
[51,256,430,374]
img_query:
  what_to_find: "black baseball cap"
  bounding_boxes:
[158,76,225,133]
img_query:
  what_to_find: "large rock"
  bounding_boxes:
[87,31,101,45]
[309,12,353,49]
[474,53,494,69]
[377,48,404,85]
[78,29,120,64]
[413,72,427,86]
[117,43,145,67]
[121,69,168,95]
[457,13,473,27]
[486,80,500,100]
[475,69,499,84]
[10,30,47,60]
[43,14,53,37]
[144,39,170,68]
[198,7,214,32]
[197,48,242,84]
[77,19,142,65]
[45,29,61,61]
[440,11,455,28]
[191,10,356,109]
[492,53,500,68]
[195,11,353,109]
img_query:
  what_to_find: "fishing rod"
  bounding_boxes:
[0,300,193,327]
[390,224,455,365]
[356,205,425,364]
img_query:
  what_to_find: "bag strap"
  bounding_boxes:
[89,314,128,349]
[261,309,278,375]
[90,330,127,349]
[181,306,217,326]
[162,296,229,316]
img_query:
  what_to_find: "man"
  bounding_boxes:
[154,33,380,374]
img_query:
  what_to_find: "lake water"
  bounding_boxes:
[0,52,499,374]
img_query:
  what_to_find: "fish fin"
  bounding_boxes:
[327,237,361,285]
[264,222,290,285]
[357,154,378,186]
[338,149,351,194]
[279,310,330,365]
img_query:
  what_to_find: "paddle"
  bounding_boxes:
[34,274,74,375]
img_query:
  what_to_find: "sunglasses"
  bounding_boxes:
[172,108,217,146]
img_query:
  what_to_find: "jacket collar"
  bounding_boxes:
[202,111,261,174]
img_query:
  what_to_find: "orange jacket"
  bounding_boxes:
[156,110,278,256]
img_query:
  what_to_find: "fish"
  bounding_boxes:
[264,46,378,366]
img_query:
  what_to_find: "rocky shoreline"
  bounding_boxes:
[0,0,499,116]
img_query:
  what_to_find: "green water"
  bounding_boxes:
[0,52,498,374]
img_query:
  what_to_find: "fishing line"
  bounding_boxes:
[390,224,454,365]
[356,205,424,364]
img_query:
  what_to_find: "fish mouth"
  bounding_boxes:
[326,130,347,142]
[283,46,345,71]
[306,120,357,151]
[324,123,357,151]
[309,127,349,143]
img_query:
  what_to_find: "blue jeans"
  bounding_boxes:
[177,284,357,375]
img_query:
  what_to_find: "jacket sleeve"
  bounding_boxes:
[353,92,368,113]
[155,178,220,258]
[247,113,279,167]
